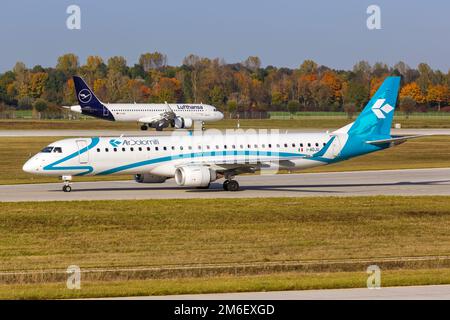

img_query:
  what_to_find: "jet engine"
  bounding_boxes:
[134,174,167,183]
[174,116,193,129]
[174,166,216,187]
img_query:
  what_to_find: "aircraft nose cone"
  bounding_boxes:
[22,160,35,173]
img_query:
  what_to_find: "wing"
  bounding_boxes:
[138,109,176,125]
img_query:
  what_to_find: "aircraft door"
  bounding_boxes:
[76,139,90,164]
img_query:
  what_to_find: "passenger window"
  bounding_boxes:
[254,144,258,148]
[323,143,326,146]
[171,146,175,150]
[224,145,227,149]
[262,144,265,148]
[315,143,319,147]
[105,148,109,152]
[96,148,100,152]
[307,143,311,147]
[300,143,303,147]
[248,144,251,149]
[163,146,167,151]
[122,147,126,152]
[147,147,151,151]
[284,143,288,148]
[216,145,219,149]
[268,144,272,148]
[155,147,159,151]
[180,146,184,150]
[113,148,117,152]
[130,147,134,151]
[292,143,296,147]
[188,146,192,150]
[138,147,142,151]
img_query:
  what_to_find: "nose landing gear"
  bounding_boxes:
[61,175,72,192]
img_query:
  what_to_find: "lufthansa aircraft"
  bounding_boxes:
[64,76,224,131]
[24,77,421,192]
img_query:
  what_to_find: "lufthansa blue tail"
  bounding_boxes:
[73,76,114,121]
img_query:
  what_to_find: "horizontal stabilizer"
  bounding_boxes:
[366,135,427,146]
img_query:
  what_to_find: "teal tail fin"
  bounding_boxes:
[346,76,401,138]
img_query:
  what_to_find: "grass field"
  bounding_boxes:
[2,136,450,185]
[3,269,450,299]
[0,116,450,130]
[0,196,449,298]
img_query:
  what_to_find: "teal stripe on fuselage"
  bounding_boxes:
[43,137,99,176]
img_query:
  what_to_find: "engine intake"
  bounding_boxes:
[174,166,216,187]
[134,174,167,183]
[174,116,193,129]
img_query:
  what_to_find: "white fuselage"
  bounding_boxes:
[23,132,335,178]
[69,103,223,123]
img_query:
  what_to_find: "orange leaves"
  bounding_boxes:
[400,82,426,104]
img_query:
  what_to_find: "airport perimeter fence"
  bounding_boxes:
[2,109,450,121]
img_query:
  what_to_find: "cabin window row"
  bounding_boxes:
[95,142,326,153]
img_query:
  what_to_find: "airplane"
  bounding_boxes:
[24,76,423,192]
[63,76,224,131]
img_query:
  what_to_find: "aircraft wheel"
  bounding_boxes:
[227,180,239,191]
[62,185,72,192]
[223,180,230,191]
[140,125,148,131]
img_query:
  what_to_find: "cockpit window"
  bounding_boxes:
[53,147,62,153]
[41,146,54,153]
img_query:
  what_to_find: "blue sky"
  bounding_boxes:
[0,0,449,72]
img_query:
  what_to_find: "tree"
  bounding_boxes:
[34,99,48,119]
[345,81,369,109]
[400,96,416,118]
[152,77,182,102]
[400,82,426,104]
[243,56,261,72]
[299,60,318,75]
[56,53,79,74]
[209,86,226,109]
[139,52,167,72]
[29,72,49,98]
[107,56,127,75]
[287,100,300,119]
[427,84,450,111]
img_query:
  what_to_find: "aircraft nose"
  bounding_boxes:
[22,159,36,173]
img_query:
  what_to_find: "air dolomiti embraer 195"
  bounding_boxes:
[24,77,422,192]
[64,76,223,131]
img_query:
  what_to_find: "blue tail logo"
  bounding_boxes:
[109,139,121,147]
[371,99,394,119]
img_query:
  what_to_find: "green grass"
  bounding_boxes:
[1,117,450,130]
[3,136,450,185]
[0,196,449,299]
[2,268,450,299]
[1,197,449,271]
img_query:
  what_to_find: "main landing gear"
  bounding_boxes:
[223,179,239,191]
[140,124,148,131]
[62,175,72,192]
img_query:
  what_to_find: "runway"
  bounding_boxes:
[109,285,450,300]
[1,168,450,202]
[1,128,450,137]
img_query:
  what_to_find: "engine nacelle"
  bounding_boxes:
[174,166,216,187]
[134,174,167,183]
[174,116,193,129]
